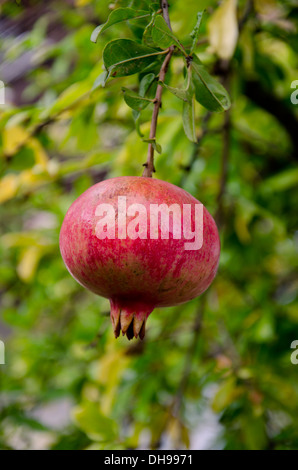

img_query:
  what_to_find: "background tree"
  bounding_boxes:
[0,0,298,450]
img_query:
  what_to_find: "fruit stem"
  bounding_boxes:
[142,1,174,178]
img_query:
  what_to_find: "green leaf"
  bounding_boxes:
[260,168,298,193]
[212,378,237,413]
[159,65,194,103]
[242,416,267,451]
[151,15,186,54]
[92,71,109,90]
[190,11,204,54]
[182,95,197,142]
[47,81,91,116]
[150,2,160,12]
[191,55,231,112]
[103,39,164,77]
[139,73,156,97]
[91,8,150,43]
[143,138,162,153]
[159,81,190,102]
[130,74,156,135]
[139,59,161,75]
[122,87,153,111]
[143,11,159,48]
[9,147,35,171]
[73,403,118,442]
[133,110,143,137]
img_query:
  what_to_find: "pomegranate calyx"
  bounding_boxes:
[110,299,154,340]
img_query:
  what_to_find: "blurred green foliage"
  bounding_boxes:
[0,0,298,450]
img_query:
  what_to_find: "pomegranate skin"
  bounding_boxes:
[59,176,220,340]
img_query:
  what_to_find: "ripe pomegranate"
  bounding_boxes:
[59,177,220,340]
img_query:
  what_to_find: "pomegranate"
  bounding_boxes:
[59,177,220,340]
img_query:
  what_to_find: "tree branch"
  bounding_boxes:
[161,0,172,31]
[142,1,174,177]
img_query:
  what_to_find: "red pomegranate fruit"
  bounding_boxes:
[59,176,220,340]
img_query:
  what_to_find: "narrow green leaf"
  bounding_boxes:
[92,71,109,90]
[133,110,143,137]
[139,59,161,75]
[139,73,156,97]
[103,39,164,77]
[91,26,103,43]
[155,142,162,154]
[191,55,231,112]
[159,81,189,102]
[261,168,298,193]
[159,67,194,103]
[212,378,236,413]
[47,81,91,116]
[151,15,186,55]
[182,96,197,142]
[130,74,156,136]
[122,87,153,111]
[190,11,204,54]
[143,138,162,153]
[143,11,159,48]
[91,8,150,43]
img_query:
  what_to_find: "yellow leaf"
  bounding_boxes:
[235,215,252,244]
[75,0,91,6]
[28,139,48,170]
[3,126,29,156]
[0,174,19,203]
[2,232,43,248]
[208,0,239,60]
[2,125,48,171]
[167,419,190,449]
[17,246,43,282]
[168,418,182,447]
[19,169,43,188]
[96,340,130,414]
